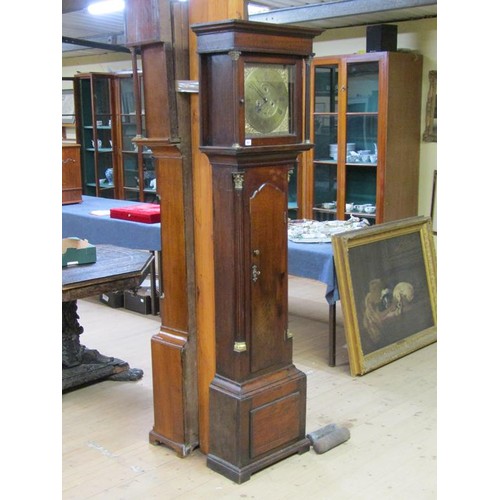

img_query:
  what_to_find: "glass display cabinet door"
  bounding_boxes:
[120,76,140,201]
[313,64,339,221]
[119,76,157,202]
[79,75,115,198]
[344,61,379,220]
[288,167,298,219]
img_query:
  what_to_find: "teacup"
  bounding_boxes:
[364,205,376,214]
[345,203,354,212]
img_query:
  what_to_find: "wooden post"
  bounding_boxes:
[125,0,198,456]
[188,0,246,455]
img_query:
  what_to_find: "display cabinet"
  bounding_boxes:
[75,73,118,198]
[75,72,158,202]
[116,73,157,203]
[303,51,423,224]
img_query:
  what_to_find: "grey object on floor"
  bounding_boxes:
[307,424,351,454]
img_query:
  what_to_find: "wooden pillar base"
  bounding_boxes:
[149,330,199,458]
[149,429,195,458]
[207,365,310,483]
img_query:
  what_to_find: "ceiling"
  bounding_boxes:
[62,0,437,59]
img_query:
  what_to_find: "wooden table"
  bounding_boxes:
[62,244,154,391]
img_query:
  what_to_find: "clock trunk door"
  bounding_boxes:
[248,169,290,373]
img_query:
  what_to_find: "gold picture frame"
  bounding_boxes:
[332,216,437,376]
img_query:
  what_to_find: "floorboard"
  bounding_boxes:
[62,276,436,499]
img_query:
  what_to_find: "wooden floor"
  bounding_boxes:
[62,276,436,499]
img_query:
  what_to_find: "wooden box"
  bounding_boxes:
[99,291,124,309]
[124,288,158,314]
[110,204,161,224]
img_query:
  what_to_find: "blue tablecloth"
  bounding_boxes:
[62,196,161,251]
[63,196,337,303]
[288,240,337,304]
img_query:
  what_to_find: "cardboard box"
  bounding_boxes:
[62,237,96,267]
[99,291,124,308]
[109,203,161,224]
[124,288,159,315]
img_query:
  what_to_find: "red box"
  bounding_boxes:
[110,204,161,224]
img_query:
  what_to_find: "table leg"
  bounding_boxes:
[328,302,336,367]
[62,300,144,391]
[149,253,157,315]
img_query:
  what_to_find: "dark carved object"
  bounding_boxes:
[62,245,153,391]
[62,299,144,391]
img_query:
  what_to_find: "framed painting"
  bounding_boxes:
[332,216,437,376]
[62,89,75,124]
[430,170,437,235]
[423,70,437,142]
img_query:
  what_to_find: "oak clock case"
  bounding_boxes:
[192,19,321,484]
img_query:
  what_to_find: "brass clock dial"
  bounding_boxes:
[244,64,291,136]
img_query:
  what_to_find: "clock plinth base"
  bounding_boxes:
[207,437,310,484]
[207,365,309,483]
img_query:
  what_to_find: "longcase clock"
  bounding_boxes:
[192,19,322,483]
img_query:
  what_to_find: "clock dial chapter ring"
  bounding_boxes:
[244,66,290,135]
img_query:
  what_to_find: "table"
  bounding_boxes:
[63,197,339,364]
[288,240,338,303]
[288,240,338,366]
[63,196,160,314]
[62,244,154,391]
[62,196,161,251]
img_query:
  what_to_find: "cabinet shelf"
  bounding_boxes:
[86,148,113,153]
[345,112,378,116]
[313,207,376,219]
[124,186,157,193]
[314,159,337,164]
[86,182,114,189]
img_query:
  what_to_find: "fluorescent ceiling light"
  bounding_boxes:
[88,0,125,15]
[247,3,270,15]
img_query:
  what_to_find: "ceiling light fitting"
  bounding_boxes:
[88,0,125,16]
